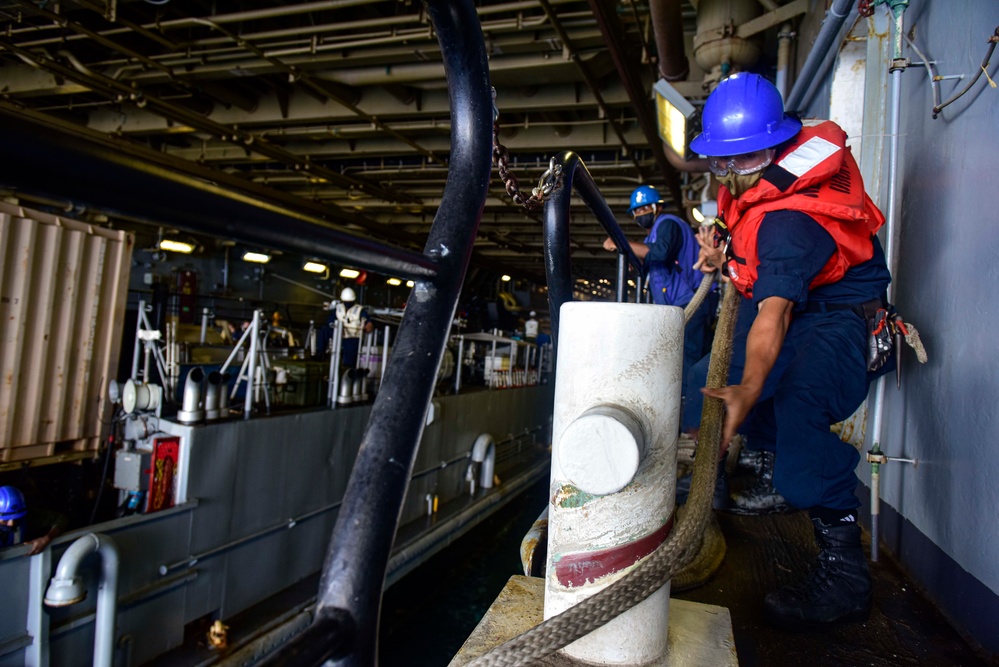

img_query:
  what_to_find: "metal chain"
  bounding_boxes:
[491,89,562,212]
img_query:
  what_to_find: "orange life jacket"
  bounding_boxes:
[718,121,885,299]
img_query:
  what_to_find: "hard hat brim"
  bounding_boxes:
[690,116,802,157]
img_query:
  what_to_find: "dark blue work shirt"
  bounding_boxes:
[752,210,891,310]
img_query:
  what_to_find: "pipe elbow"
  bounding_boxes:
[178,367,206,423]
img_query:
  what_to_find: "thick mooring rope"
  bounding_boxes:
[467,279,739,667]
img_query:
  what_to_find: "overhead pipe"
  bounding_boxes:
[649,0,690,81]
[776,22,794,100]
[44,534,120,667]
[784,0,857,112]
[588,0,685,213]
[262,1,496,664]
[0,106,438,282]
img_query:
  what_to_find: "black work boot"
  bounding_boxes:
[727,451,792,515]
[764,516,873,630]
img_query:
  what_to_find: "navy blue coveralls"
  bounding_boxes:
[644,213,716,393]
[734,210,891,511]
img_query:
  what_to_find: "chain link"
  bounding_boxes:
[491,89,562,212]
[858,0,875,18]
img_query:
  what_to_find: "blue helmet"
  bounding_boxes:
[0,486,27,521]
[628,185,663,213]
[689,73,802,157]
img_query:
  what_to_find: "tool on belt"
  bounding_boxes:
[867,306,928,387]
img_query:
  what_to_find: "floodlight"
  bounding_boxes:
[159,239,195,254]
[242,251,270,264]
[653,79,698,160]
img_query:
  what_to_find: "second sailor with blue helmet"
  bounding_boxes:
[603,185,715,394]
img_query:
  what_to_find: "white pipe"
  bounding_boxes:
[470,434,496,490]
[381,325,390,383]
[545,302,683,664]
[176,367,205,423]
[44,534,119,667]
[200,308,209,344]
[455,335,465,394]
[244,310,260,419]
[204,371,223,420]
[868,7,907,563]
[328,321,343,408]
[131,300,145,381]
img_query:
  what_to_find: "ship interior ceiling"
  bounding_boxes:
[0,0,720,296]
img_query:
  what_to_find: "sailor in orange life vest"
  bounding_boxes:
[690,72,892,630]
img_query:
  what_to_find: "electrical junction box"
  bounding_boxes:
[114,449,152,492]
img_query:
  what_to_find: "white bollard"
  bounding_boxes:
[545,301,683,665]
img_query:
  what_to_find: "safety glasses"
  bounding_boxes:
[630,204,655,218]
[707,148,775,177]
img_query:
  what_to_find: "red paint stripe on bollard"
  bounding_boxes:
[554,516,674,588]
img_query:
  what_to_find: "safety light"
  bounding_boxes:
[386,278,402,286]
[159,239,195,254]
[501,275,511,282]
[242,251,270,264]
[303,261,328,274]
[340,268,360,279]
[406,280,415,287]
[653,78,698,160]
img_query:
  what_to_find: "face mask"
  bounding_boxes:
[717,170,764,199]
[634,212,655,229]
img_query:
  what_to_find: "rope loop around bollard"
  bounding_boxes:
[466,281,740,667]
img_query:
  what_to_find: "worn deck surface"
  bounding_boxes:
[675,507,994,667]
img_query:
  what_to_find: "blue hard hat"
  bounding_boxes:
[628,185,663,213]
[690,73,802,157]
[0,486,27,521]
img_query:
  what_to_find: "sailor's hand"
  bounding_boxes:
[25,535,52,556]
[701,384,759,452]
[602,237,618,252]
[692,227,724,273]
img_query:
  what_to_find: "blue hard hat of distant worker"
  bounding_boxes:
[0,486,27,521]
[628,185,663,213]
[689,72,802,157]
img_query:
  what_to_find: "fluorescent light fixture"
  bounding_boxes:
[386,278,402,286]
[303,261,328,274]
[242,251,270,264]
[339,268,360,279]
[653,78,697,160]
[406,280,415,287]
[501,275,511,282]
[159,239,195,254]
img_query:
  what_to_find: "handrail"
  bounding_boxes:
[543,151,645,340]
[263,1,495,664]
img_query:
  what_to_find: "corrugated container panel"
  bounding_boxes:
[0,202,132,468]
